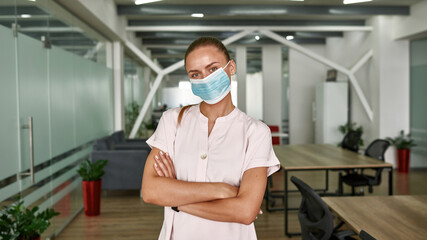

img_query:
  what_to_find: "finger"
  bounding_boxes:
[159,151,174,177]
[154,162,165,177]
[165,153,176,178]
[155,155,170,178]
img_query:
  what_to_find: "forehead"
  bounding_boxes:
[185,45,227,70]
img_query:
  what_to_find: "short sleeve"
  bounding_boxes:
[146,109,178,154]
[243,124,281,177]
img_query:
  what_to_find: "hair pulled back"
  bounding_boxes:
[184,36,231,68]
[178,37,231,125]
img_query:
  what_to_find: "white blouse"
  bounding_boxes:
[146,104,280,240]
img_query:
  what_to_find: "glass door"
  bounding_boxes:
[0,0,21,207]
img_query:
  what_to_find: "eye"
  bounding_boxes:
[209,67,218,72]
[191,73,199,78]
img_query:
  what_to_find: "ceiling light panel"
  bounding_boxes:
[135,0,163,5]
[343,0,372,4]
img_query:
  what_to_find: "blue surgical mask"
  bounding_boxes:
[190,61,231,105]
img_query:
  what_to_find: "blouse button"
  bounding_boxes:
[200,153,207,159]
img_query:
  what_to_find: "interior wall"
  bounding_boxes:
[288,45,327,144]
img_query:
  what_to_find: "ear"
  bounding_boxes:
[229,59,236,75]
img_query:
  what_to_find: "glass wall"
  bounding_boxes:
[123,56,151,138]
[410,38,427,167]
[0,0,113,238]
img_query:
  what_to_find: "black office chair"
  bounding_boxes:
[341,130,362,153]
[291,176,356,240]
[334,130,363,193]
[339,139,391,195]
[359,230,376,240]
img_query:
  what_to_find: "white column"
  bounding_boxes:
[262,45,282,129]
[113,41,125,131]
[105,42,113,69]
[371,16,410,166]
[236,46,247,112]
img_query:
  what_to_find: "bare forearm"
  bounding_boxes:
[141,176,235,207]
[142,147,238,207]
[178,168,268,225]
[178,197,258,225]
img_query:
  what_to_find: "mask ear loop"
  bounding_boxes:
[223,60,231,69]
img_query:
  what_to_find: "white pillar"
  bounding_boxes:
[262,45,282,129]
[113,41,125,131]
[236,46,247,112]
[371,16,410,166]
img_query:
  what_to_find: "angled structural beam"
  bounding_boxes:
[84,42,104,59]
[129,73,164,138]
[125,41,162,74]
[350,49,373,74]
[127,26,372,32]
[260,29,374,122]
[128,29,254,138]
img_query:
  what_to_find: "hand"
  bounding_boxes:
[255,209,263,220]
[154,151,176,179]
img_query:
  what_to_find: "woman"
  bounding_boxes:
[141,37,280,240]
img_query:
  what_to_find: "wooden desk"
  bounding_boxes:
[323,195,427,240]
[271,144,394,237]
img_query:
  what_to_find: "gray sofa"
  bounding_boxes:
[90,131,151,190]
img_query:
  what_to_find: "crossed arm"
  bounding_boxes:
[141,147,267,225]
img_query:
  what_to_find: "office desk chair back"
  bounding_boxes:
[291,176,356,240]
[364,139,390,161]
[341,130,362,153]
[339,139,391,195]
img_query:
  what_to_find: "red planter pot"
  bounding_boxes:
[397,149,411,173]
[82,180,102,216]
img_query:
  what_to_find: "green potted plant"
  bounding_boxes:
[0,199,59,240]
[386,130,416,173]
[77,159,108,216]
[338,122,364,148]
[125,101,144,138]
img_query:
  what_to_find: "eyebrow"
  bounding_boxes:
[188,61,220,73]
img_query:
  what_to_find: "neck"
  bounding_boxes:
[200,93,235,120]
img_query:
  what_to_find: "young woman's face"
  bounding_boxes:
[185,45,235,80]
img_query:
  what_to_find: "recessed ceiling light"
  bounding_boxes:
[255,35,260,41]
[343,0,372,4]
[27,0,36,2]
[134,0,163,5]
[286,35,294,40]
[21,14,32,18]
[191,13,204,18]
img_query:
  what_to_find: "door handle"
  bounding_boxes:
[20,116,35,184]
